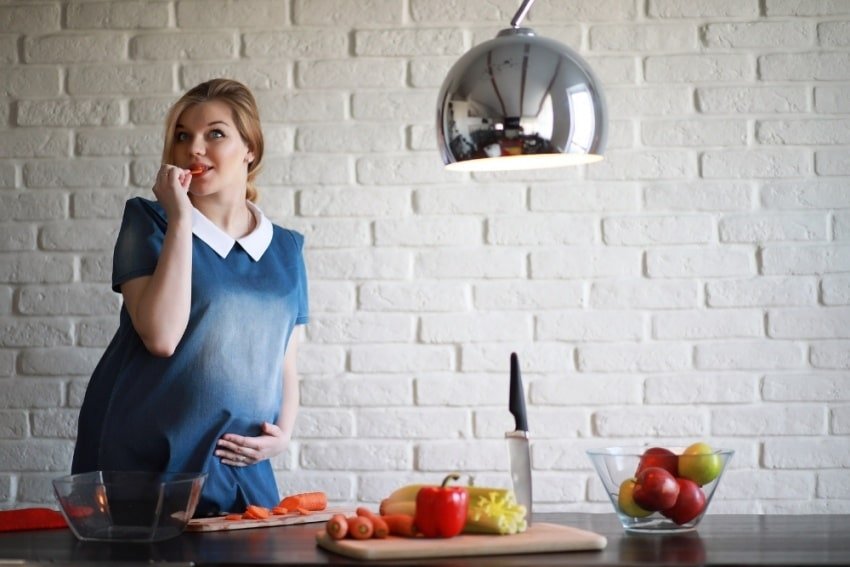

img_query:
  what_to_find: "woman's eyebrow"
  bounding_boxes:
[175,120,230,129]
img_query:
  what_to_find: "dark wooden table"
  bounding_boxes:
[0,513,848,566]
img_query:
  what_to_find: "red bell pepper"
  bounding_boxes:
[414,473,469,538]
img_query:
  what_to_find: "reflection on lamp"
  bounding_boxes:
[437,0,607,171]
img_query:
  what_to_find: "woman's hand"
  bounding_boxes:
[216,422,290,467]
[153,164,193,223]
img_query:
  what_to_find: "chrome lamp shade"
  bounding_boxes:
[437,27,607,172]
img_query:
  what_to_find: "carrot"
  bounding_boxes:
[271,506,289,516]
[278,491,327,512]
[356,507,389,538]
[381,514,418,537]
[242,505,271,520]
[325,514,348,540]
[189,165,204,176]
[347,516,374,540]
[224,513,243,521]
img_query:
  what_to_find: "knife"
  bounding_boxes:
[506,352,532,525]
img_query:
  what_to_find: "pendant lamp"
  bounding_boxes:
[436,0,607,171]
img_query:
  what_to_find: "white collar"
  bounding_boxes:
[191,201,273,261]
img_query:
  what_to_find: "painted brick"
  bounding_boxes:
[293,409,354,439]
[644,181,753,211]
[589,24,695,51]
[0,411,27,438]
[39,221,119,251]
[0,130,69,159]
[603,215,712,245]
[131,32,236,61]
[375,217,481,246]
[703,22,814,49]
[415,374,505,406]
[24,160,124,189]
[351,91,437,122]
[714,406,826,435]
[355,29,465,56]
[758,119,850,145]
[577,343,692,372]
[647,247,755,278]
[409,57,455,88]
[702,149,811,179]
[0,380,63,409]
[0,318,73,348]
[287,218,370,248]
[760,53,850,81]
[16,99,124,127]
[80,254,112,283]
[476,407,589,439]
[410,0,518,23]
[649,0,759,18]
[31,409,78,438]
[817,149,850,175]
[818,470,850,499]
[24,33,127,63]
[697,86,808,114]
[243,31,347,60]
[358,155,457,185]
[0,163,15,187]
[359,408,469,439]
[695,342,806,370]
[527,0,637,22]
[822,276,850,305]
[769,308,850,339]
[763,373,850,401]
[297,124,403,153]
[720,213,827,243]
[295,0,402,25]
[309,249,411,280]
[646,54,753,83]
[77,318,119,347]
[349,345,454,372]
[0,254,74,284]
[72,190,136,219]
[765,0,850,16]
[301,442,410,471]
[0,440,73,471]
[18,347,102,376]
[1,66,61,98]
[17,285,120,316]
[706,277,818,307]
[75,127,161,157]
[461,343,574,373]
[537,311,644,341]
[66,1,170,29]
[298,344,346,374]
[263,156,350,185]
[176,0,289,28]
[299,187,409,217]
[531,247,642,279]
[67,64,173,95]
[606,86,693,117]
[761,245,850,275]
[761,180,850,209]
[587,150,696,181]
[489,214,595,245]
[0,225,35,251]
[307,314,414,344]
[416,185,525,214]
[180,63,290,92]
[594,408,707,437]
[815,86,850,113]
[474,281,583,310]
[832,406,850,434]
[360,281,469,312]
[723,470,814,500]
[417,440,507,471]
[653,310,763,340]
[764,438,850,468]
[0,4,60,33]
[531,183,640,212]
[590,280,697,309]
[532,375,642,405]
[301,377,413,407]
[420,312,532,343]
[642,119,746,147]
[0,35,17,64]
[645,374,759,404]
[297,60,405,89]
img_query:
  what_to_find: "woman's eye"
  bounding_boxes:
[209,129,224,139]
[175,132,189,142]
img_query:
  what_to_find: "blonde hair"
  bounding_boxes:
[161,79,264,203]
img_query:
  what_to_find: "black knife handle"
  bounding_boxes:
[509,352,528,432]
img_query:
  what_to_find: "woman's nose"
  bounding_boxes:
[190,136,206,155]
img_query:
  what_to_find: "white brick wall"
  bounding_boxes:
[1,0,848,515]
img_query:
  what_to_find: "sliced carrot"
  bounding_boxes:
[382,514,418,537]
[347,516,373,540]
[296,507,312,515]
[271,506,289,516]
[243,505,271,520]
[224,513,243,521]
[356,507,389,538]
[278,491,327,512]
[326,514,348,540]
[189,166,204,175]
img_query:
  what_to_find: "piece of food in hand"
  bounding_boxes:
[381,514,419,537]
[189,165,205,176]
[356,507,389,538]
[414,473,469,538]
[325,514,348,540]
[278,492,328,512]
[347,516,374,540]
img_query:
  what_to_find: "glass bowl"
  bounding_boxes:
[587,446,733,533]
[53,470,206,542]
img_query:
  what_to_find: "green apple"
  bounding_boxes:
[678,442,722,486]
[618,478,653,518]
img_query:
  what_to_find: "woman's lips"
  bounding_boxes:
[189,165,208,176]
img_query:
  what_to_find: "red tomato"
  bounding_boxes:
[632,467,680,512]
[662,478,706,525]
[636,447,679,477]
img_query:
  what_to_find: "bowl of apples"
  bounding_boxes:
[587,443,733,533]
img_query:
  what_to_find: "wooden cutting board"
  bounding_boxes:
[315,522,607,560]
[187,507,352,532]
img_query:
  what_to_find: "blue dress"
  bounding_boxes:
[72,197,309,516]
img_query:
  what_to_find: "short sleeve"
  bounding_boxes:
[111,198,166,292]
[289,230,309,325]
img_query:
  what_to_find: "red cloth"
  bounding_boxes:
[0,508,67,532]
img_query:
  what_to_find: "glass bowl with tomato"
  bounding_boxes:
[587,444,733,533]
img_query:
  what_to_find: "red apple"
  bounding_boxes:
[632,467,680,512]
[636,447,679,477]
[662,477,706,525]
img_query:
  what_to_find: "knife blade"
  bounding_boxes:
[506,352,532,525]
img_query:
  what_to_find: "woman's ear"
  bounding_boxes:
[245,148,255,165]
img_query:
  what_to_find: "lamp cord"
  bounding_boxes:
[510,0,536,28]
